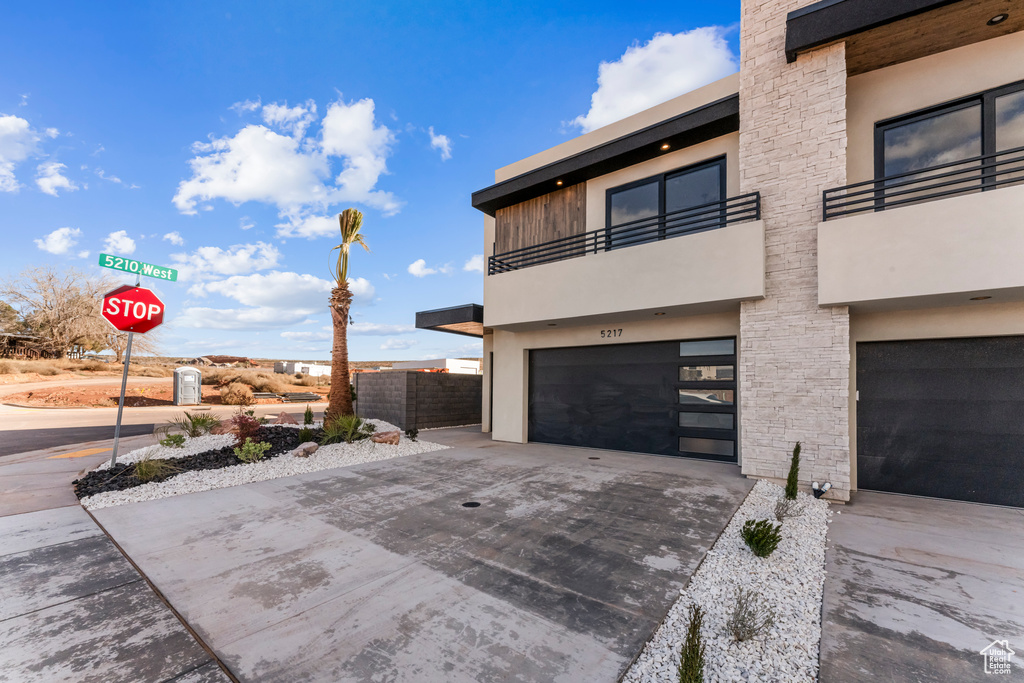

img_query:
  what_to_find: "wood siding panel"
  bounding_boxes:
[494,183,586,254]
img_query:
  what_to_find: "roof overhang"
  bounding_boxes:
[415,304,484,338]
[785,0,964,63]
[471,94,739,217]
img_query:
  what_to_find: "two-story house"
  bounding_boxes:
[468,0,1024,507]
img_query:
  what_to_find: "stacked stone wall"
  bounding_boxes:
[738,0,851,499]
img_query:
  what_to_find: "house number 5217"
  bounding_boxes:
[600,329,623,339]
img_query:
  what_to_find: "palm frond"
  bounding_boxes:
[329,208,370,285]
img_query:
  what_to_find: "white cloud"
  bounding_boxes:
[407,259,450,277]
[428,126,452,160]
[239,216,255,231]
[230,98,261,114]
[162,231,185,246]
[349,322,415,336]
[103,230,137,255]
[35,162,79,196]
[262,99,317,137]
[282,330,331,341]
[45,127,59,139]
[174,306,314,330]
[170,241,281,281]
[198,271,333,310]
[77,250,90,259]
[34,227,81,254]
[347,277,376,306]
[463,254,484,272]
[0,114,40,192]
[571,27,738,133]
[174,96,401,239]
[275,214,336,239]
[381,338,417,351]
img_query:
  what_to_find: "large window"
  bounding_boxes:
[876,80,1024,181]
[606,157,725,249]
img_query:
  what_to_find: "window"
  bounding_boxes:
[876,80,1024,181]
[675,336,736,461]
[606,157,725,249]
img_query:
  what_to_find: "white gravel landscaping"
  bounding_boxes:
[623,479,832,683]
[80,419,449,511]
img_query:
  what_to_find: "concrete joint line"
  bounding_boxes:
[0,578,143,625]
[84,507,241,683]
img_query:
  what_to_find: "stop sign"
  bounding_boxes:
[102,285,165,334]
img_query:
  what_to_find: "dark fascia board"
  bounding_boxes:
[785,0,965,63]
[471,94,739,216]
[416,304,484,338]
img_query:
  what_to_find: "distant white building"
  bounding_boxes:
[275,361,331,377]
[391,358,481,375]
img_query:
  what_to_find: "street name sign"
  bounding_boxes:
[98,253,178,282]
[101,285,165,334]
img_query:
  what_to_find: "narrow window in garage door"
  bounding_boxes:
[676,338,737,462]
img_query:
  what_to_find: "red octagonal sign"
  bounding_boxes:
[102,285,165,334]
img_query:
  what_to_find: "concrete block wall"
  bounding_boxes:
[738,0,852,499]
[355,371,482,430]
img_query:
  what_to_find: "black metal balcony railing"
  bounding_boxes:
[823,145,1024,221]
[488,192,761,275]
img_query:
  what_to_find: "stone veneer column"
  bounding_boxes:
[738,0,851,500]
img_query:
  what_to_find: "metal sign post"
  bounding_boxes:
[109,273,140,468]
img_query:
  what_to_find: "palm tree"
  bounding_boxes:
[326,208,369,421]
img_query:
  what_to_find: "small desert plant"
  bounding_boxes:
[741,519,782,558]
[298,375,318,386]
[320,414,375,444]
[726,587,776,642]
[229,414,262,447]
[134,456,180,483]
[774,496,804,522]
[0,360,15,374]
[677,603,706,683]
[36,364,61,376]
[162,411,221,438]
[220,382,254,406]
[303,404,314,425]
[233,438,272,463]
[159,434,186,448]
[785,441,801,500]
[405,428,418,442]
[78,360,107,371]
[297,427,315,443]
[295,372,304,380]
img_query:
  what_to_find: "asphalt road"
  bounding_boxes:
[0,424,156,458]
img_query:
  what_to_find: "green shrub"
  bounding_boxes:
[159,434,186,448]
[741,519,782,558]
[297,427,314,443]
[233,438,272,463]
[785,441,801,500]
[405,428,418,442]
[320,414,374,445]
[303,405,314,425]
[677,603,706,683]
[726,588,776,642]
[162,411,221,438]
[134,457,180,483]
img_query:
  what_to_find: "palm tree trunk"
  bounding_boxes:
[326,283,354,421]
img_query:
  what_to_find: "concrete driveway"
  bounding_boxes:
[92,428,752,682]
[820,492,1024,682]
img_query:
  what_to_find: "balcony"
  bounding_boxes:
[818,151,1024,309]
[822,146,1024,220]
[488,192,760,275]
[484,193,764,330]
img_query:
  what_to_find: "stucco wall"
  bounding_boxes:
[738,0,852,500]
[847,31,1024,185]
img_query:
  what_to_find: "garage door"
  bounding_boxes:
[528,338,737,461]
[858,336,1024,507]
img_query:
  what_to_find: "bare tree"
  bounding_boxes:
[1,266,113,358]
[105,329,161,363]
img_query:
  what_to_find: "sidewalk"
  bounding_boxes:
[0,436,232,682]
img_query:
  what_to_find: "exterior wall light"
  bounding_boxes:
[660,143,671,150]
[988,14,1009,25]
[654,312,666,316]
[547,323,557,326]
[556,180,563,186]
[970,296,992,300]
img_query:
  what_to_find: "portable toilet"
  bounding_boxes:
[173,367,202,405]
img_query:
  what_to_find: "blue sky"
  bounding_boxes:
[0,1,740,361]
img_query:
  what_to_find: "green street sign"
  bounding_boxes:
[98,253,178,282]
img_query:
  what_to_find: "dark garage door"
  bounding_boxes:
[528,339,737,461]
[858,336,1024,507]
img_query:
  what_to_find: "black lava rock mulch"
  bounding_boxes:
[73,425,323,499]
